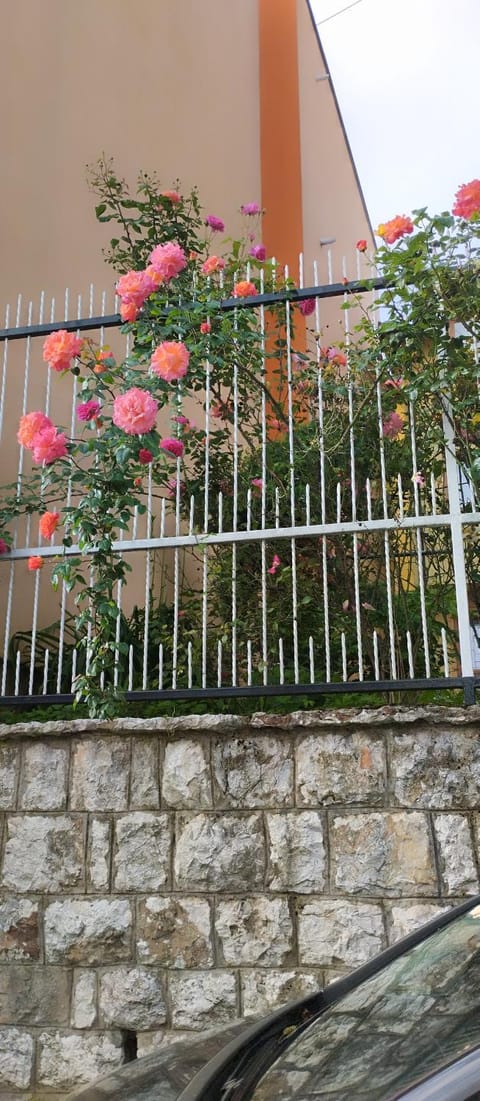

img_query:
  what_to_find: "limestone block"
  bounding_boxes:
[169,971,237,1030]
[71,738,130,810]
[44,899,132,965]
[2,815,84,893]
[130,737,159,809]
[0,898,40,960]
[0,965,71,1026]
[87,818,111,891]
[331,811,437,896]
[298,899,385,967]
[38,1030,123,1089]
[241,970,321,1017]
[71,970,97,1028]
[174,813,264,891]
[99,967,167,1029]
[296,732,386,806]
[20,742,69,810]
[212,736,293,808]
[388,901,451,943]
[137,896,213,968]
[266,811,326,892]
[0,1028,33,1089]
[433,814,479,894]
[215,897,293,966]
[391,729,480,808]
[113,813,171,891]
[161,739,212,808]
[0,747,19,809]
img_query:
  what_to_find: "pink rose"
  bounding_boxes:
[120,301,139,323]
[0,539,8,554]
[166,477,186,498]
[356,239,368,252]
[138,448,153,464]
[17,411,54,449]
[299,298,315,316]
[151,341,190,382]
[200,321,211,334]
[173,415,195,429]
[117,269,155,301]
[31,426,68,464]
[77,400,101,421]
[160,437,184,458]
[116,269,156,323]
[43,330,84,372]
[144,265,164,290]
[113,388,158,435]
[411,471,426,487]
[382,411,406,439]
[211,400,233,420]
[201,255,225,276]
[268,554,281,575]
[206,215,225,232]
[249,244,267,261]
[149,241,187,281]
[161,190,181,203]
[241,203,261,215]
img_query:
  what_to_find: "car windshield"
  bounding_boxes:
[250,904,480,1101]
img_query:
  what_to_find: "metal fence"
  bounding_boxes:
[1,260,479,709]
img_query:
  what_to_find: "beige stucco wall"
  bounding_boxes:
[0,0,374,314]
[0,0,375,649]
[0,0,262,639]
[1,0,261,312]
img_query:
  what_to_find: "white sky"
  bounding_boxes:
[309,0,480,227]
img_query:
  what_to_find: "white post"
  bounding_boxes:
[442,391,475,699]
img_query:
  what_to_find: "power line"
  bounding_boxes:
[316,0,365,27]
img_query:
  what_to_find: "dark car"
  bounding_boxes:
[69,896,480,1101]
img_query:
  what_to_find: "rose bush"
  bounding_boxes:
[1,160,480,715]
[0,159,281,715]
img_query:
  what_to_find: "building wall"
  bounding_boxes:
[0,707,478,1097]
[296,0,374,346]
[1,0,261,311]
[0,0,372,319]
[297,0,373,277]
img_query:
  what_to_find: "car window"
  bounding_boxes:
[249,905,480,1101]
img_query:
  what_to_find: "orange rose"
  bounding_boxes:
[377,216,414,245]
[233,280,257,298]
[28,556,43,571]
[39,511,60,538]
[201,256,225,276]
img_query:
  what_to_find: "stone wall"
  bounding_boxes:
[0,706,479,1098]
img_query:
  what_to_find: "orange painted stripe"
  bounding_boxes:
[258,0,305,423]
[258,0,304,270]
